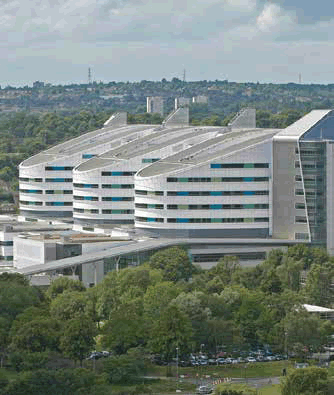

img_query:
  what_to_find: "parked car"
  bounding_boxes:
[86,351,103,360]
[216,358,225,365]
[196,385,213,394]
[246,356,257,363]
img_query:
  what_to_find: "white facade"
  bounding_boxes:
[134,129,276,238]
[19,123,158,219]
[72,127,222,224]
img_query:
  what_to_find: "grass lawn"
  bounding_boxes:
[110,379,196,394]
[258,384,281,395]
[148,361,294,379]
[0,368,18,381]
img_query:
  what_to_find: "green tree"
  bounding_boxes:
[281,367,329,395]
[0,317,10,368]
[148,246,193,282]
[102,348,146,384]
[102,297,146,354]
[144,281,181,323]
[3,368,96,395]
[46,277,86,300]
[303,263,334,306]
[10,318,61,353]
[60,316,96,366]
[50,291,88,321]
[280,310,332,357]
[149,303,193,364]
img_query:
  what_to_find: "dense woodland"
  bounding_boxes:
[1,245,334,394]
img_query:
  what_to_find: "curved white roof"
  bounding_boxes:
[137,128,279,178]
[273,110,331,142]
[20,124,158,168]
[73,126,225,172]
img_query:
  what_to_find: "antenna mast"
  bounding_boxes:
[88,67,92,86]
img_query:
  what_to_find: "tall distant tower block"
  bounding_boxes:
[192,95,208,104]
[228,108,256,129]
[175,97,190,110]
[146,97,164,116]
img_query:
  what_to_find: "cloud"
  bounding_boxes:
[256,2,296,32]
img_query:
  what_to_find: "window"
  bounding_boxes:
[295,189,304,195]
[295,233,309,240]
[0,241,13,246]
[135,203,164,209]
[166,217,270,223]
[101,171,136,176]
[211,163,269,169]
[73,183,98,188]
[166,177,269,183]
[45,166,73,171]
[19,189,43,194]
[295,216,307,223]
[295,203,306,209]
[45,190,73,194]
[82,154,96,159]
[167,190,269,196]
[19,200,42,206]
[102,184,134,189]
[73,208,98,213]
[45,202,73,206]
[135,190,163,196]
[135,217,164,223]
[142,158,160,163]
[19,177,43,182]
[102,209,134,214]
[73,196,98,201]
[45,178,72,182]
[102,197,134,201]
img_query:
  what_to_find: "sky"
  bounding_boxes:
[1,0,334,86]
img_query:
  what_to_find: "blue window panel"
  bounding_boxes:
[210,164,221,168]
[210,205,222,209]
[244,191,255,195]
[111,172,123,176]
[111,197,122,201]
[210,191,222,196]
[147,217,157,222]
[82,154,96,159]
[243,177,254,182]
[177,192,189,196]
[177,218,189,223]
[84,196,93,200]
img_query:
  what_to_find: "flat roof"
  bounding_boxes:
[138,128,279,178]
[19,237,306,275]
[74,126,224,172]
[20,124,159,168]
[274,110,331,141]
[303,304,334,313]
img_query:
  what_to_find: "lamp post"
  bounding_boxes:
[176,347,180,393]
[200,344,205,386]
